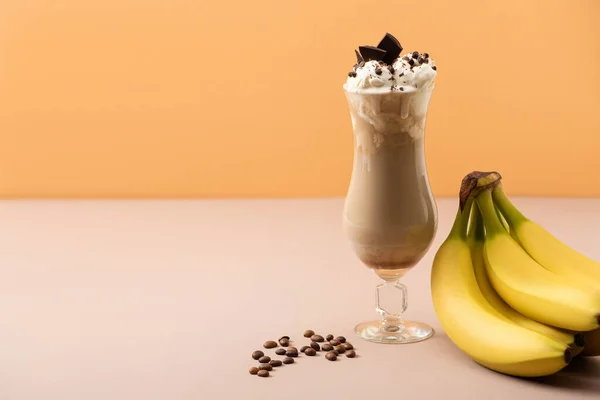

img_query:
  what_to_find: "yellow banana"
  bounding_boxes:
[492,183,600,292]
[468,203,584,355]
[431,198,571,377]
[477,189,600,332]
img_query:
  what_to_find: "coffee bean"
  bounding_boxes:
[303,330,315,338]
[346,350,356,358]
[310,342,320,351]
[283,357,294,364]
[287,346,298,352]
[275,348,286,356]
[335,336,346,343]
[326,334,334,341]
[270,359,283,367]
[249,366,259,375]
[257,370,270,377]
[332,350,339,356]
[263,341,277,349]
[305,348,317,356]
[335,345,346,354]
[278,335,290,341]
[258,356,271,363]
[286,350,299,357]
[252,350,264,360]
[322,343,333,352]
[300,346,310,353]
[343,343,354,351]
[330,339,340,346]
[326,352,337,361]
[311,335,324,342]
[259,363,273,371]
[279,338,289,347]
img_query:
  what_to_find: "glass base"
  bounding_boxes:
[355,320,434,344]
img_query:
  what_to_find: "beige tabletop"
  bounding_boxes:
[0,197,598,400]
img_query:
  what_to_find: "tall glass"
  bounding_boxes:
[343,86,438,344]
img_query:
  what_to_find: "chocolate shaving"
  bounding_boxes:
[377,33,403,64]
[359,45,387,62]
[355,50,364,65]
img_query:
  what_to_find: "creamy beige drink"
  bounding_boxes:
[343,41,438,282]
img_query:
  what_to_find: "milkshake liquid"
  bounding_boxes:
[343,88,437,281]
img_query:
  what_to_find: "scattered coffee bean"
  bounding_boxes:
[279,338,289,347]
[346,350,356,358]
[275,348,286,356]
[326,334,334,341]
[288,347,298,353]
[278,335,290,341]
[249,366,259,375]
[335,336,347,343]
[332,350,339,356]
[335,345,346,354]
[286,350,299,357]
[258,356,271,363]
[263,340,278,349]
[322,343,333,352]
[330,339,341,346]
[343,343,354,351]
[326,352,338,361]
[270,359,283,367]
[300,346,310,353]
[311,335,325,342]
[305,348,317,356]
[257,370,269,377]
[259,363,273,371]
[310,342,320,351]
[252,350,264,360]
[303,330,315,338]
[283,357,294,364]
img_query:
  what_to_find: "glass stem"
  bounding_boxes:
[376,280,408,332]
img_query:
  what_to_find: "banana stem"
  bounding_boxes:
[467,202,485,241]
[476,189,506,236]
[449,197,474,240]
[492,183,527,228]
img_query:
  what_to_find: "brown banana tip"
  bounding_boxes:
[458,171,503,211]
[574,333,585,347]
[563,348,573,364]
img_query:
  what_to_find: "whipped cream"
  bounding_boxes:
[344,52,437,93]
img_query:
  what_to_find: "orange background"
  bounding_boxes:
[0,0,599,198]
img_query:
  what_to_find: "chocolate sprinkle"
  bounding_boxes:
[377,33,403,64]
[359,45,387,62]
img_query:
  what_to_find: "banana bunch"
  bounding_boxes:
[431,171,600,377]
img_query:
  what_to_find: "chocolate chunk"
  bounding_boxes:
[388,66,395,74]
[348,71,357,78]
[377,33,403,64]
[375,68,382,75]
[432,66,437,71]
[355,49,364,65]
[418,57,425,64]
[402,56,410,61]
[359,46,387,62]
[423,58,429,63]
[399,87,404,91]
[412,51,419,59]
[408,58,415,66]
